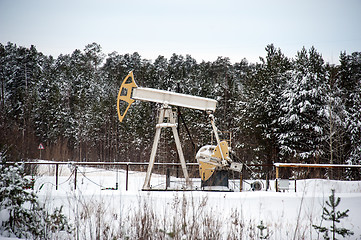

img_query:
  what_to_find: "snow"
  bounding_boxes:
[0,237,21,240]
[12,163,361,239]
[0,209,10,224]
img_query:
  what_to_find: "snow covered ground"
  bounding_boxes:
[11,163,361,239]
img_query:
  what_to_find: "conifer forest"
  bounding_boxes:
[1,42,360,179]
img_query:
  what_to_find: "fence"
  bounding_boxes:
[6,161,358,192]
[274,162,361,191]
[2,160,276,192]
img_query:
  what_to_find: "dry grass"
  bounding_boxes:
[57,191,326,240]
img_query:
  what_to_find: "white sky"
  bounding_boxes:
[0,0,360,64]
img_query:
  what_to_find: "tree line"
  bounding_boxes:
[1,42,360,179]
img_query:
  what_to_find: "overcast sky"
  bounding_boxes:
[1,0,360,64]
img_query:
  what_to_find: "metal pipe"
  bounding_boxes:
[274,163,361,168]
[4,161,200,166]
[208,113,226,164]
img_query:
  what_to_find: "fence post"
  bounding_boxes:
[239,166,243,192]
[275,166,279,192]
[126,164,129,191]
[74,166,77,190]
[55,164,59,190]
[166,168,170,189]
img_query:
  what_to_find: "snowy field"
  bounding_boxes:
[5,163,361,239]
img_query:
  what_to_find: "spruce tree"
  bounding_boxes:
[313,189,354,240]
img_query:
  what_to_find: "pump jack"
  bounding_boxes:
[117,71,242,190]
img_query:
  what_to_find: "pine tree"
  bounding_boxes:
[0,147,72,239]
[243,44,291,166]
[313,189,354,240]
[321,64,348,176]
[278,47,327,163]
[339,52,361,166]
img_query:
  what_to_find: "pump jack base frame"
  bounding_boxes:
[142,105,191,190]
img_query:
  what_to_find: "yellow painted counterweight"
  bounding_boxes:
[117,71,138,122]
[198,140,230,181]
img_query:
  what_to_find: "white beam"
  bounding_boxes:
[132,87,217,112]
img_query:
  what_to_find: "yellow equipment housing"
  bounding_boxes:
[197,140,230,181]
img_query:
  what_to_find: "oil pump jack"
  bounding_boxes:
[117,71,242,190]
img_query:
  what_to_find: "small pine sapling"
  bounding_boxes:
[257,220,271,239]
[313,189,354,240]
